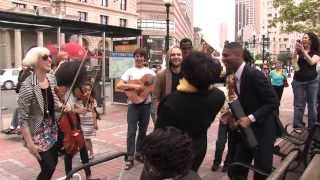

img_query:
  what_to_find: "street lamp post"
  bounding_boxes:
[163,0,172,53]
[262,34,266,64]
[147,38,153,63]
[261,34,270,64]
[287,48,291,78]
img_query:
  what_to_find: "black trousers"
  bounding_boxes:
[272,85,284,102]
[192,136,207,171]
[37,144,59,180]
[64,145,91,177]
[228,128,276,180]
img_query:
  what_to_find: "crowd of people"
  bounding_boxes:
[1,32,319,180]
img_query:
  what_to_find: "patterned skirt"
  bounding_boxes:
[79,112,96,139]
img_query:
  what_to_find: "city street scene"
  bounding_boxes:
[0,0,319,180]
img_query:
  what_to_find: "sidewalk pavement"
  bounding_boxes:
[0,82,296,180]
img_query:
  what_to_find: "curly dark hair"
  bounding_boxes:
[133,48,147,59]
[243,48,254,65]
[180,38,193,47]
[305,32,320,54]
[181,51,222,91]
[55,61,88,88]
[141,127,193,178]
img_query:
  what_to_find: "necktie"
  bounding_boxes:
[234,75,239,95]
[227,74,238,100]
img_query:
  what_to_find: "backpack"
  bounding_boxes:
[16,68,32,93]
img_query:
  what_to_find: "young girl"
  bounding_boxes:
[75,82,98,159]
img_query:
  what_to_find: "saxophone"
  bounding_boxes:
[217,74,238,127]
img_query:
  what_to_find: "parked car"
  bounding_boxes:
[0,68,21,90]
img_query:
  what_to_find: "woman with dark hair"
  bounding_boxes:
[155,51,225,171]
[140,127,201,180]
[292,32,320,131]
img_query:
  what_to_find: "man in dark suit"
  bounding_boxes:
[222,42,279,180]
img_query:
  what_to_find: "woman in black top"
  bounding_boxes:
[292,32,320,130]
[155,51,225,171]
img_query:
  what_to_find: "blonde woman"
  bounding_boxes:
[18,47,69,180]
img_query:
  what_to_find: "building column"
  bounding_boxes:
[78,34,83,46]
[0,30,12,69]
[37,31,43,47]
[4,31,11,68]
[14,29,22,67]
[61,33,66,44]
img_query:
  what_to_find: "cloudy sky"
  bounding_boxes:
[194,0,235,49]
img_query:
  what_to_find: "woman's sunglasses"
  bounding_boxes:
[41,55,52,61]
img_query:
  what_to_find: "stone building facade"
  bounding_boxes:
[0,0,138,68]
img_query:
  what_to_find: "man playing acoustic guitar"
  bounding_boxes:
[116,48,156,170]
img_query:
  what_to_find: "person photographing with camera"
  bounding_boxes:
[292,32,320,131]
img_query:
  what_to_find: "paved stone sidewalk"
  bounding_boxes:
[0,83,296,180]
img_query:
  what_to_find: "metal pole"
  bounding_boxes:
[287,48,291,78]
[165,4,170,53]
[57,26,61,52]
[262,34,265,64]
[0,87,2,130]
[102,32,106,114]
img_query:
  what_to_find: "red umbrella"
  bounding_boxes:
[46,44,58,57]
[61,43,87,60]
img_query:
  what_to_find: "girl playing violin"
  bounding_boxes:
[55,61,97,180]
[75,82,98,159]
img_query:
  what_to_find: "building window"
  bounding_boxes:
[100,15,108,25]
[120,0,127,10]
[79,0,87,2]
[138,19,175,32]
[101,0,108,7]
[120,18,127,27]
[79,11,87,21]
[12,2,26,8]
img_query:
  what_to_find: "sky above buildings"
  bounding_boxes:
[194,0,235,49]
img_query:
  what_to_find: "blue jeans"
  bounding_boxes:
[127,103,151,158]
[292,78,319,129]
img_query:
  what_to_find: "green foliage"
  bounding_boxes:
[255,53,262,60]
[277,51,291,65]
[272,0,320,35]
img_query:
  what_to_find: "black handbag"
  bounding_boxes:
[229,100,258,149]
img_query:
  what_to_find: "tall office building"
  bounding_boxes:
[260,0,301,61]
[137,0,194,63]
[219,23,228,49]
[234,0,256,42]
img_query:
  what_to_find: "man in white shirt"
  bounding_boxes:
[116,48,156,170]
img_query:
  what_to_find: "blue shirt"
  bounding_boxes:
[270,70,285,86]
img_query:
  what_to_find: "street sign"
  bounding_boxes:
[109,52,134,78]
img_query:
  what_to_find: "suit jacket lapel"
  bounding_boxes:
[239,65,248,102]
[33,74,44,114]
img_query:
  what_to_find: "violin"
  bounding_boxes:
[55,86,85,155]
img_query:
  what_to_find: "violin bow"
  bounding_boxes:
[63,50,89,107]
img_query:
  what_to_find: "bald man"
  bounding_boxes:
[221,42,279,180]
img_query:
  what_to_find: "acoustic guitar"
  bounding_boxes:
[118,74,155,104]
